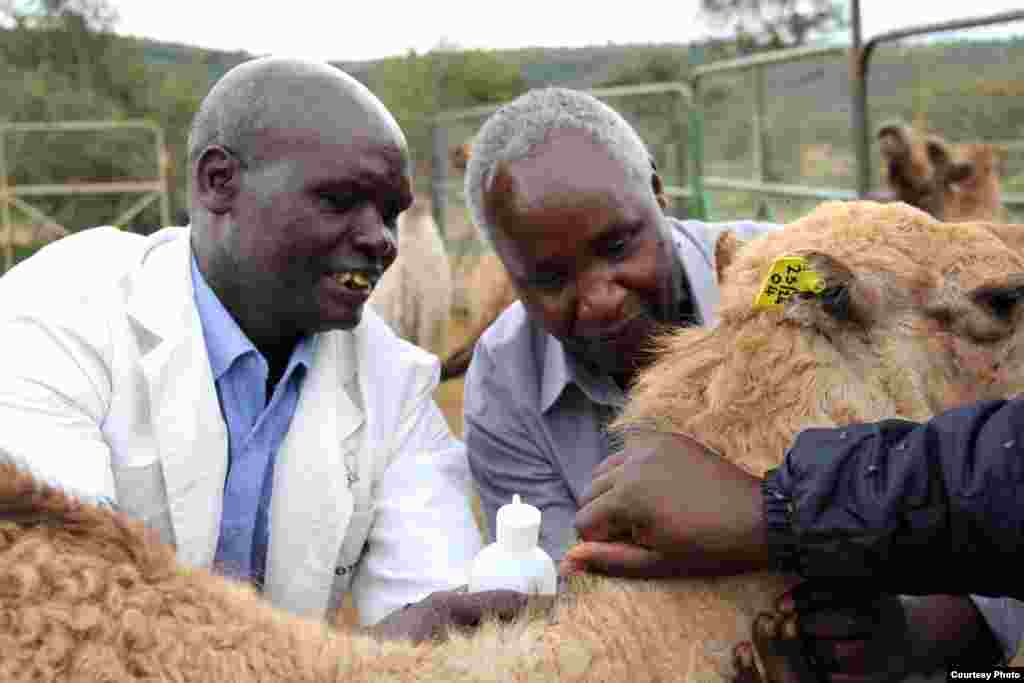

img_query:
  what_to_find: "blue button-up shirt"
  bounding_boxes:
[190,253,315,588]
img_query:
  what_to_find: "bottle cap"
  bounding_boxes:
[495,494,541,553]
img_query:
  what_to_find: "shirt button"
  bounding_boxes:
[335,566,348,576]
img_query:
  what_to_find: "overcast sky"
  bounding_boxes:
[107,1,1024,63]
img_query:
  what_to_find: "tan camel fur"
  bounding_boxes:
[6,201,1024,682]
[367,196,452,358]
[441,252,516,381]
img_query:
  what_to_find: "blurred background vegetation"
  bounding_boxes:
[1,0,1022,261]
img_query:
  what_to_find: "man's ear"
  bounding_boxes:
[713,229,739,284]
[651,168,668,211]
[194,146,242,215]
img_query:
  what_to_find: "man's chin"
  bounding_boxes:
[316,307,364,333]
[564,343,638,380]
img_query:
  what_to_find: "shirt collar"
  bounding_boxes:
[190,250,315,381]
[539,334,626,414]
[538,219,691,415]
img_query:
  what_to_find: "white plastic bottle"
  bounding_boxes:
[467,494,557,596]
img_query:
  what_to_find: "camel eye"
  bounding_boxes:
[972,286,1024,322]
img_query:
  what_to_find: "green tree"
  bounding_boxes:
[0,0,210,233]
[367,44,526,179]
[597,50,688,87]
[701,0,847,52]
[0,0,120,91]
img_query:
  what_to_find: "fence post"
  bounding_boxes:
[849,0,871,198]
[752,64,775,221]
[668,89,687,220]
[687,44,710,221]
[155,124,171,229]
[0,130,11,274]
[431,120,448,241]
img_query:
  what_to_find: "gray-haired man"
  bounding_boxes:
[461,87,1018,679]
[462,86,775,563]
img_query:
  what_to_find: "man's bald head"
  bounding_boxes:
[187,56,407,170]
[186,56,414,354]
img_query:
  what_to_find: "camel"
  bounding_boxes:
[876,121,1007,223]
[5,200,1024,682]
[367,196,452,358]
[441,252,516,382]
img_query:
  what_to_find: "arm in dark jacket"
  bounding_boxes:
[763,398,1024,600]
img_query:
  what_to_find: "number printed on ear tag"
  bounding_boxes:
[753,256,826,310]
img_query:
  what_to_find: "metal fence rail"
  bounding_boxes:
[433,10,1024,230]
[0,120,171,273]
[431,82,693,239]
[851,9,1024,198]
[689,44,850,217]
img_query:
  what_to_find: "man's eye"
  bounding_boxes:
[318,192,356,212]
[528,273,567,292]
[607,238,628,256]
[382,205,402,230]
[602,231,636,260]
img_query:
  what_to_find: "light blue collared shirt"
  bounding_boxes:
[190,252,315,588]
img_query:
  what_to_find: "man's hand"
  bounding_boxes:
[368,588,532,644]
[563,429,772,579]
[742,583,1003,683]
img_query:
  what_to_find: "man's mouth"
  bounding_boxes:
[331,271,378,293]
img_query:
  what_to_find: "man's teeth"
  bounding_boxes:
[334,272,373,291]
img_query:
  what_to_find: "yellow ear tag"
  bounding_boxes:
[753,256,826,310]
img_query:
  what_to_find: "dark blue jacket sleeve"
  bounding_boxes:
[762,398,1024,600]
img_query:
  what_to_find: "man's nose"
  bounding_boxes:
[574,271,626,331]
[350,205,397,266]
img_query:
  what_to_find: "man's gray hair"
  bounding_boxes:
[465,87,653,247]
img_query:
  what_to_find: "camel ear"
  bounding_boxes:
[877,121,912,159]
[925,136,953,170]
[713,229,740,284]
[779,251,877,329]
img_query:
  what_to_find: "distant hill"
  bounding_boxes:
[131,35,1024,110]
[132,37,695,92]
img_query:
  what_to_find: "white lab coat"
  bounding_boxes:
[0,225,482,625]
